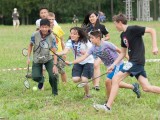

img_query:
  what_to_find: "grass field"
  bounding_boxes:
[0,22,160,120]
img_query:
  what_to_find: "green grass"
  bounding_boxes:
[0,22,160,120]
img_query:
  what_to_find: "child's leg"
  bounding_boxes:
[105,78,112,100]
[81,76,90,96]
[93,58,101,89]
[106,71,129,108]
[119,81,134,89]
[138,75,160,93]
[72,77,81,83]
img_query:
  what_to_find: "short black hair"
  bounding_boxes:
[40,19,50,27]
[90,30,102,39]
[39,7,48,12]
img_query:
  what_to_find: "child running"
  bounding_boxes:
[66,30,140,102]
[94,13,160,112]
[57,27,94,98]
[27,19,58,96]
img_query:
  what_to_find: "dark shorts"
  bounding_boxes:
[72,63,94,79]
[121,62,147,79]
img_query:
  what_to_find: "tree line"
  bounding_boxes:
[0,0,159,25]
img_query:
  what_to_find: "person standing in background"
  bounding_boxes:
[12,8,20,28]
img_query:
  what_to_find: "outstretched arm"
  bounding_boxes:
[107,47,127,73]
[66,52,90,65]
[145,27,158,55]
[57,48,70,56]
[27,43,33,65]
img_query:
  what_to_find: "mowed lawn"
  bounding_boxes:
[0,22,160,120]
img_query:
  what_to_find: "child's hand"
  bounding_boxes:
[65,61,73,66]
[152,47,158,55]
[80,50,86,55]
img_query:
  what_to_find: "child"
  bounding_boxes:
[95,13,160,111]
[47,12,67,83]
[57,27,94,98]
[66,30,140,102]
[27,19,58,96]
[82,11,110,91]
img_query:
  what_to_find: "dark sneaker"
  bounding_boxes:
[93,104,111,112]
[92,86,100,91]
[132,83,141,98]
[38,83,44,90]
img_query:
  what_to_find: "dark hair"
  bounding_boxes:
[70,27,88,43]
[82,11,100,29]
[39,7,49,12]
[112,13,127,25]
[40,19,50,27]
[90,30,102,39]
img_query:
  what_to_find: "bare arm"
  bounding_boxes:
[115,46,129,60]
[107,47,127,73]
[57,48,70,56]
[27,43,33,64]
[72,53,90,64]
[145,27,158,55]
[102,34,110,41]
[60,36,65,50]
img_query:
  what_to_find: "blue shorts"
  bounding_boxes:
[121,62,147,79]
[107,63,124,80]
[72,63,94,79]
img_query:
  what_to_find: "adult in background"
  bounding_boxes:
[81,11,110,91]
[12,8,20,28]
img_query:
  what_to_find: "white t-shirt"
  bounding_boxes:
[35,19,58,28]
[66,39,94,64]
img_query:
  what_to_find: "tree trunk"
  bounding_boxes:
[111,0,114,17]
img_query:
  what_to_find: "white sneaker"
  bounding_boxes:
[93,104,111,112]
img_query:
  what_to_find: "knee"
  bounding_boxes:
[105,79,111,85]
[142,86,150,92]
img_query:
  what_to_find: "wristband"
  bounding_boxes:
[112,63,116,67]
[53,64,57,66]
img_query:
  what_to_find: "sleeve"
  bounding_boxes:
[120,33,127,48]
[30,34,35,44]
[87,46,93,55]
[65,40,72,49]
[131,25,145,36]
[100,24,109,35]
[53,25,65,38]
[36,19,41,28]
[51,36,57,49]
[107,42,116,50]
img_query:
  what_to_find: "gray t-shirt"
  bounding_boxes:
[12,12,19,20]
[88,41,123,67]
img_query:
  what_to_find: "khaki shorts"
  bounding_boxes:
[57,58,66,74]
[13,20,20,26]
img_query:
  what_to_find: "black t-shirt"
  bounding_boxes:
[121,25,145,65]
[86,24,109,37]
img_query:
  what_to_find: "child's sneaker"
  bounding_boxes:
[93,104,111,112]
[38,83,44,90]
[92,86,100,91]
[132,83,141,98]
